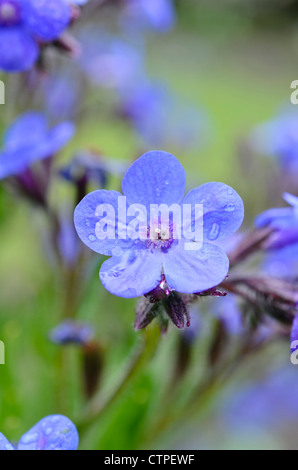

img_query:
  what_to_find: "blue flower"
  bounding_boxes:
[123,0,176,32]
[77,29,144,89]
[251,110,298,171]
[60,152,127,189]
[0,0,71,72]
[213,295,244,336]
[223,366,298,430]
[65,0,87,4]
[120,81,208,150]
[43,70,82,121]
[0,111,75,180]
[74,151,244,298]
[50,320,94,345]
[256,193,298,250]
[0,415,79,450]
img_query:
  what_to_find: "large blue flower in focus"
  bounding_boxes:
[74,151,244,298]
[0,111,75,180]
[0,0,71,72]
[0,415,79,450]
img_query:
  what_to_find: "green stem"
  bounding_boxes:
[76,324,161,434]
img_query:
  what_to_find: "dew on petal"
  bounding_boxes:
[208,223,220,241]
[20,432,39,445]
[225,203,235,212]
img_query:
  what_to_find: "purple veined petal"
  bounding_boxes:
[3,111,48,150]
[291,313,298,354]
[0,26,39,72]
[122,151,186,210]
[100,248,163,298]
[163,241,229,294]
[182,182,244,242]
[283,192,298,209]
[0,432,14,450]
[255,207,296,229]
[74,190,134,256]
[47,121,76,154]
[17,415,79,450]
[22,0,71,41]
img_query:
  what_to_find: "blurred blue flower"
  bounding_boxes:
[74,151,244,298]
[0,415,79,450]
[181,306,201,343]
[0,0,71,72]
[0,111,75,180]
[43,71,82,121]
[58,209,81,267]
[123,0,176,32]
[251,110,298,172]
[50,320,94,345]
[60,152,127,189]
[65,0,87,4]
[256,193,298,250]
[77,29,144,88]
[223,367,298,430]
[120,81,209,150]
[262,243,298,277]
[213,294,244,336]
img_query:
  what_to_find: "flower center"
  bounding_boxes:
[146,219,176,252]
[0,0,20,26]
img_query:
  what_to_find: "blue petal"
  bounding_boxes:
[3,112,47,150]
[74,190,134,256]
[122,151,186,210]
[163,241,229,293]
[182,182,244,242]
[139,0,176,31]
[0,27,39,72]
[0,148,41,179]
[255,207,296,229]
[265,227,298,250]
[0,114,74,180]
[17,415,79,450]
[22,0,71,41]
[0,433,14,450]
[283,192,298,209]
[291,314,298,354]
[125,0,175,32]
[47,121,75,154]
[100,249,162,298]
[49,320,94,345]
